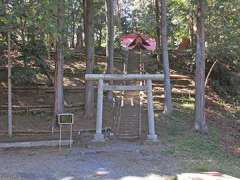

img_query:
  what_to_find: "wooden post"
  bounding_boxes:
[146,79,158,141]
[139,46,143,137]
[93,79,105,142]
[70,124,73,148]
[8,32,12,137]
[123,48,128,74]
[59,124,62,149]
[122,48,128,107]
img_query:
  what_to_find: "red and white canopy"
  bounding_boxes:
[119,33,156,51]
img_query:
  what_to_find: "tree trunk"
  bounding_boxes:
[71,23,75,48]
[194,0,208,134]
[2,0,6,15]
[76,0,84,49]
[70,0,76,48]
[82,0,86,48]
[155,0,161,70]
[116,0,122,32]
[76,25,83,49]
[84,0,95,118]
[54,0,65,123]
[106,0,114,101]
[160,0,173,114]
[7,32,12,137]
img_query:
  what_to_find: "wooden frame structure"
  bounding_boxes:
[85,73,164,142]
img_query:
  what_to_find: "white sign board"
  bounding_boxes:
[58,113,74,125]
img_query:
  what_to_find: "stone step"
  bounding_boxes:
[115,104,140,139]
[116,134,139,139]
[117,131,139,135]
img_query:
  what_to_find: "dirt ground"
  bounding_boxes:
[0,141,179,180]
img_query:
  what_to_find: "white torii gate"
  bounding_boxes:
[85,74,164,142]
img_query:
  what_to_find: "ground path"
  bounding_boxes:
[0,141,178,180]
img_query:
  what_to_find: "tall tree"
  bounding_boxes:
[70,0,76,48]
[106,0,114,101]
[84,0,95,118]
[54,0,65,121]
[7,32,12,137]
[76,0,84,49]
[76,24,84,49]
[160,0,173,114]
[155,0,161,69]
[194,0,208,133]
[116,0,122,32]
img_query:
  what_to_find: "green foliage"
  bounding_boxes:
[207,0,240,71]
[120,0,156,36]
[168,0,193,47]
[93,65,105,74]
[14,39,51,84]
[94,0,106,47]
[12,67,38,85]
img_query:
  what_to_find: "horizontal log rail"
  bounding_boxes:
[74,52,123,60]
[85,74,164,81]
[0,103,84,112]
[104,85,146,91]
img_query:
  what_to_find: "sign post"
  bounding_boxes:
[58,113,74,149]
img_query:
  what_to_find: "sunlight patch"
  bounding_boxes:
[61,176,75,180]
[95,168,110,177]
[120,174,166,180]
[182,103,194,109]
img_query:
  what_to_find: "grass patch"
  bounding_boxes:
[157,99,240,178]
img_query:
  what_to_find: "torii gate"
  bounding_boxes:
[85,73,163,142]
